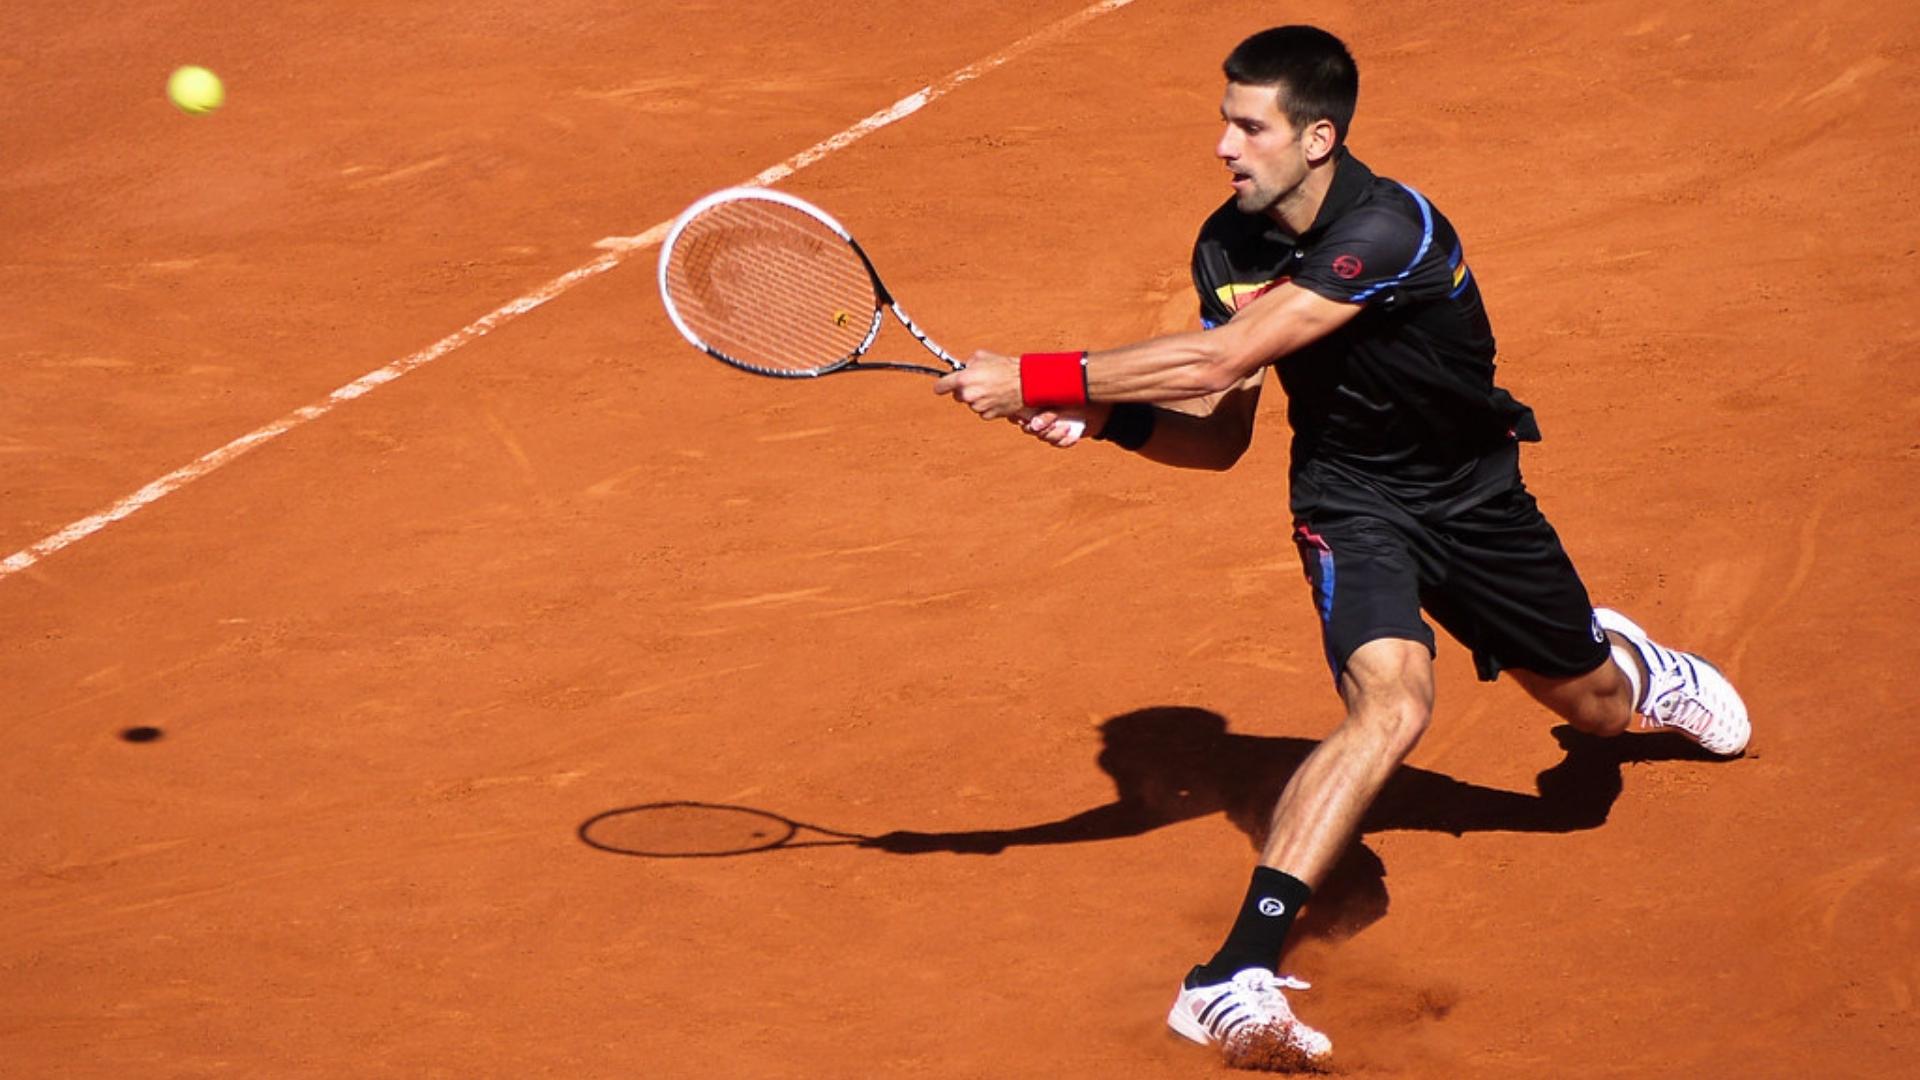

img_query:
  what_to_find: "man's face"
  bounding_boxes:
[1215,82,1310,216]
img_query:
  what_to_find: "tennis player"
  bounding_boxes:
[934,24,1750,1068]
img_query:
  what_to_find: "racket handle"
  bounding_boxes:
[1061,419,1086,440]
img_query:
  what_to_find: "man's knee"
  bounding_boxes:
[1339,637,1436,757]
[1350,693,1431,758]
[1511,659,1636,736]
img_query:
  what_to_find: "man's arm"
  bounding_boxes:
[935,282,1361,419]
[1128,368,1266,470]
[1087,283,1360,400]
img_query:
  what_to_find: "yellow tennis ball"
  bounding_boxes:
[167,66,225,115]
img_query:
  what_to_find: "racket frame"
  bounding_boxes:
[658,186,961,378]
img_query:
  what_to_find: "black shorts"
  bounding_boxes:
[1292,482,1610,683]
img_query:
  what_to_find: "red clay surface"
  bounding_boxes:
[4,1,1917,1076]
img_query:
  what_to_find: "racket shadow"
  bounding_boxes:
[577,800,871,859]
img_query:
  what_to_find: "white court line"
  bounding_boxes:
[1,0,1139,584]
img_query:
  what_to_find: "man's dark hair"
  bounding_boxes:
[1223,26,1359,146]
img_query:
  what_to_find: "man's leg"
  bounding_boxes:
[1507,649,1635,737]
[1508,614,1750,756]
[1416,481,1749,756]
[1258,637,1435,883]
[1167,638,1431,1064]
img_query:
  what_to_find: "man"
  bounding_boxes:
[933,24,1750,1069]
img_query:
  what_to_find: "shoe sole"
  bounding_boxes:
[1167,997,1330,1060]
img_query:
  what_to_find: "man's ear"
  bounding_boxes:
[1302,119,1340,164]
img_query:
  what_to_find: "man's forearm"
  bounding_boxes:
[1130,404,1257,471]
[1085,330,1245,402]
[1085,282,1360,403]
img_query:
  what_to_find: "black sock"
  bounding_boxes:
[1187,867,1312,987]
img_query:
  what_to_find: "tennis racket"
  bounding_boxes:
[656,186,1083,435]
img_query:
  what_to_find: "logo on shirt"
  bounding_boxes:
[1257,898,1288,917]
[1214,278,1288,312]
[1331,254,1364,280]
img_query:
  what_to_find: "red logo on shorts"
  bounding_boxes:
[1331,254,1364,280]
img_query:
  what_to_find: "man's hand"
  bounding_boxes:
[933,350,1025,420]
[1010,404,1109,448]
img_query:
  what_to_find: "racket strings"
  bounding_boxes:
[664,198,878,374]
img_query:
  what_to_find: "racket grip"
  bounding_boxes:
[1061,419,1086,440]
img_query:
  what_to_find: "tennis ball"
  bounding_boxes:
[167,65,225,115]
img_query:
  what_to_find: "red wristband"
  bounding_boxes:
[1019,351,1089,409]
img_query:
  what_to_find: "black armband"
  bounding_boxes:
[1093,402,1157,451]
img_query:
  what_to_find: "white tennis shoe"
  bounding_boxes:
[1595,607,1750,756]
[1167,967,1332,1068]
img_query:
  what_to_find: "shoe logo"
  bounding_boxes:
[1257,898,1288,917]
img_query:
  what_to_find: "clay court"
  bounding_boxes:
[4,1,1917,1076]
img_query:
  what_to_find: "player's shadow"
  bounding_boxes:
[863,705,1719,942]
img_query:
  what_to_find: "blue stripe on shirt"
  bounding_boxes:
[1347,182,1435,304]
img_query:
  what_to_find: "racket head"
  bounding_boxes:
[658,187,888,378]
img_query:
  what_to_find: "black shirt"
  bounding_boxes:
[1190,149,1538,519]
